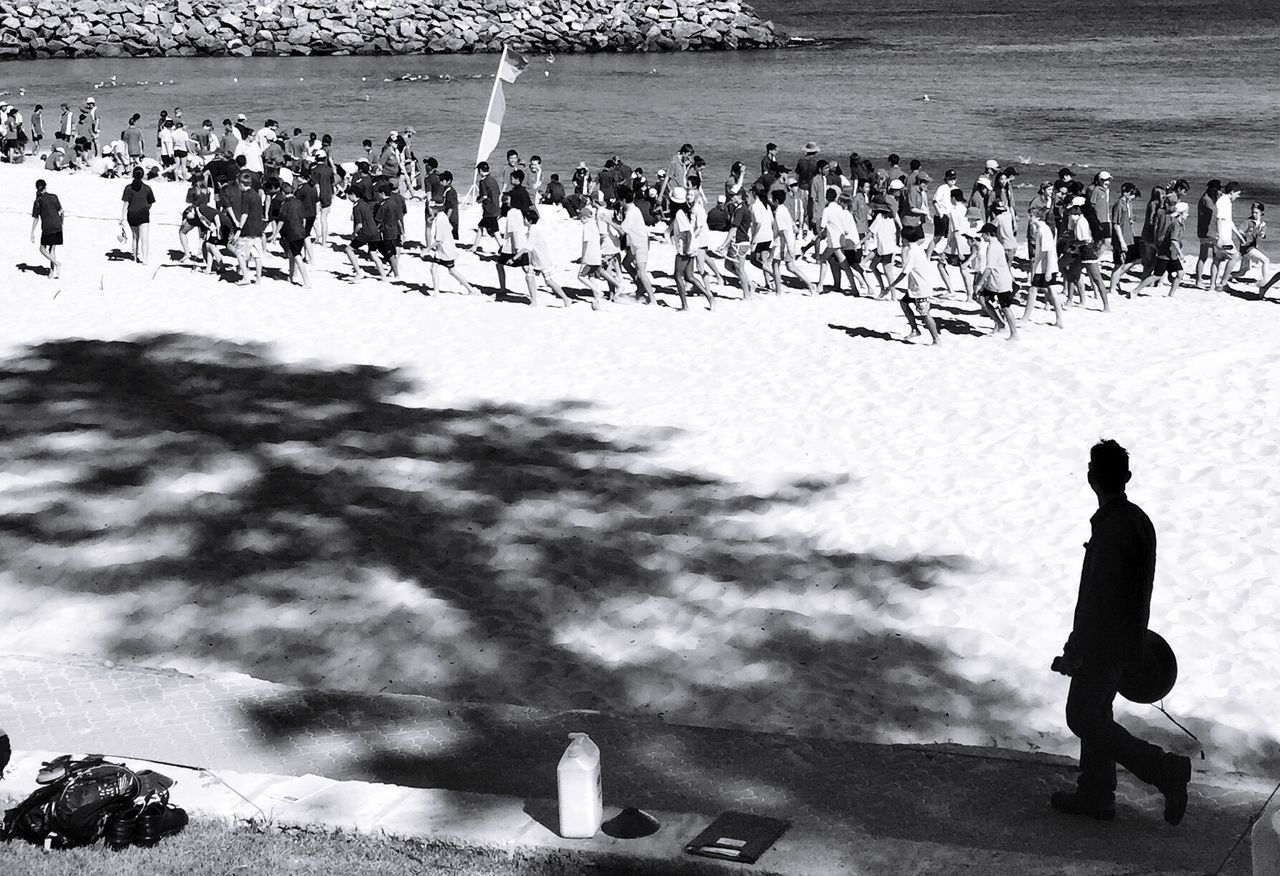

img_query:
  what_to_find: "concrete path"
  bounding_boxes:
[0,652,1270,874]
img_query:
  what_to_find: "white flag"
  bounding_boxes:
[476,46,528,166]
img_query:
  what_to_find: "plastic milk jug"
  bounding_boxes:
[557,732,603,838]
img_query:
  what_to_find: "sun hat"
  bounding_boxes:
[888,179,905,191]
[1173,201,1189,217]
[1069,195,1086,207]
[577,160,589,170]
[668,186,688,204]
[985,159,999,170]
[1098,170,1112,180]
[804,140,820,153]
[975,177,992,189]
[916,171,932,183]
[1118,630,1178,704]
[237,113,246,121]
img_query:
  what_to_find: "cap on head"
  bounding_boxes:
[985,159,999,170]
[1098,170,1112,180]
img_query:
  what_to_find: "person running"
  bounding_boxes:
[976,223,1019,341]
[1231,202,1273,292]
[1209,181,1242,292]
[342,186,389,282]
[883,225,941,345]
[1108,183,1143,298]
[746,185,777,293]
[1021,206,1064,328]
[817,187,860,296]
[29,178,63,279]
[616,184,656,303]
[1193,179,1221,289]
[423,200,478,297]
[472,161,502,252]
[268,180,312,287]
[1050,439,1192,827]
[667,186,714,311]
[769,188,818,295]
[119,166,155,264]
[522,207,573,307]
[1131,195,1187,298]
[225,171,266,285]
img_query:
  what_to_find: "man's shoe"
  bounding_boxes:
[1050,789,1116,821]
[1159,754,1192,826]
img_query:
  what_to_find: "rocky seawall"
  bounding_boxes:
[0,0,785,60]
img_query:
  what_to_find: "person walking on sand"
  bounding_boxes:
[1131,196,1187,298]
[1021,205,1064,328]
[1209,181,1242,292]
[30,179,64,279]
[225,171,266,286]
[770,188,819,295]
[668,187,715,312]
[1050,439,1192,826]
[119,166,155,264]
[1108,183,1144,298]
[883,225,941,345]
[423,200,478,297]
[976,222,1019,341]
[1193,179,1221,290]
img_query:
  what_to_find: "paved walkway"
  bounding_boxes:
[0,652,1270,874]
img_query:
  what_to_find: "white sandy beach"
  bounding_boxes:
[1,162,1277,777]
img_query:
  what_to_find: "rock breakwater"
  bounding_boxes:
[0,0,785,60]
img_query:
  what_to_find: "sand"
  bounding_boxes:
[0,161,1277,778]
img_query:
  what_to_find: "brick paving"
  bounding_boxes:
[0,652,1270,874]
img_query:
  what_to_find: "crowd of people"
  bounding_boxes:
[14,98,1279,336]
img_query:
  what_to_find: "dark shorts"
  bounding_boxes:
[1031,272,1060,287]
[753,241,772,255]
[933,214,950,238]
[497,251,530,267]
[174,149,188,159]
[841,247,862,266]
[1197,237,1214,259]
[981,289,1015,308]
[126,212,150,228]
[902,294,931,310]
[944,253,967,267]
[40,230,64,247]
[303,217,316,236]
[478,215,500,234]
[1153,255,1182,277]
[374,239,399,258]
[161,155,175,167]
[282,237,307,257]
[1113,238,1142,265]
[426,255,456,268]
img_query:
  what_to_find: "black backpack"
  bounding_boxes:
[1,754,187,850]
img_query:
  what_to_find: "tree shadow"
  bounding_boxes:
[0,333,1265,873]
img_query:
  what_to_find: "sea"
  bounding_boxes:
[2,0,1279,202]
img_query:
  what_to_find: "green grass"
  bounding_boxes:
[0,817,782,876]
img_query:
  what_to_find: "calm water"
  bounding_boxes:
[3,0,1278,199]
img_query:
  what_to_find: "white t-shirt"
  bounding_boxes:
[159,127,174,157]
[1214,194,1235,246]
[691,201,709,250]
[236,139,264,174]
[902,241,932,297]
[503,209,527,254]
[821,202,844,249]
[529,223,554,269]
[750,199,774,245]
[1031,219,1058,276]
[621,204,648,255]
[773,203,796,249]
[837,207,860,249]
[671,209,694,256]
[933,182,954,217]
[580,220,602,266]
[599,214,623,256]
[431,212,458,261]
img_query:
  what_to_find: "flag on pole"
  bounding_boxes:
[496,46,529,83]
[476,46,528,166]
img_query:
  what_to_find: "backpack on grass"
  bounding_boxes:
[1,754,187,850]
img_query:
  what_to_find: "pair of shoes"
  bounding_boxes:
[1050,789,1116,821]
[1159,754,1192,826]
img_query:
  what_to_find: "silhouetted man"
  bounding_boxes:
[1051,440,1191,824]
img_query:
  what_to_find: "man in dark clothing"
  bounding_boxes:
[472,160,502,252]
[434,170,460,239]
[795,141,821,232]
[1051,440,1192,826]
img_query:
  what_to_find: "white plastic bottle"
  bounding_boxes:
[557,731,602,838]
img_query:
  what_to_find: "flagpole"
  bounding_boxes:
[465,45,509,204]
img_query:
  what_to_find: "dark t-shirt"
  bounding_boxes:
[121,182,155,224]
[705,204,730,232]
[275,196,308,241]
[311,162,335,207]
[508,186,533,213]
[730,203,752,243]
[32,192,63,232]
[225,187,265,237]
[478,175,502,218]
[375,194,407,241]
[294,182,318,220]
[351,199,380,243]
[122,127,145,156]
[1196,192,1216,239]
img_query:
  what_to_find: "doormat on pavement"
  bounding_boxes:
[685,811,790,864]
